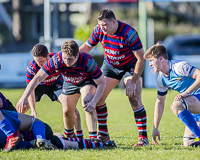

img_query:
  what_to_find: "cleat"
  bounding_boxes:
[36,139,58,150]
[4,130,23,152]
[133,137,149,147]
[189,137,200,147]
[91,134,110,143]
[30,139,37,148]
[104,140,117,148]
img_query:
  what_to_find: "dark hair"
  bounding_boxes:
[144,43,168,60]
[32,44,48,57]
[61,40,79,57]
[97,9,116,21]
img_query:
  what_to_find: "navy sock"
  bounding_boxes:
[0,119,15,137]
[16,141,34,149]
[178,109,200,137]
[32,121,46,139]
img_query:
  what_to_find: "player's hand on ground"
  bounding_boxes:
[126,82,136,98]
[152,128,160,145]
[16,98,29,113]
[83,102,96,112]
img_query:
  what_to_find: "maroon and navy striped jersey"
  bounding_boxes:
[42,52,102,85]
[0,92,7,110]
[87,21,143,69]
[26,53,63,86]
[21,130,36,141]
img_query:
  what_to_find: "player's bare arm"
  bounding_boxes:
[79,42,94,53]
[152,95,166,145]
[126,48,146,98]
[28,90,37,118]
[16,69,49,113]
[175,68,200,101]
[83,75,106,112]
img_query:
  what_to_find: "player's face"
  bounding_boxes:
[33,56,48,67]
[148,57,161,73]
[98,18,115,35]
[62,54,78,67]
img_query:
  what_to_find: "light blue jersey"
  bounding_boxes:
[157,60,200,96]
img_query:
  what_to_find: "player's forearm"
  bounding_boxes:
[79,42,93,53]
[184,75,200,94]
[91,83,106,105]
[28,91,36,112]
[131,58,145,83]
[154,100,164,129]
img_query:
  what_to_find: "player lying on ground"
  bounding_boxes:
[144,43,200,147]
[0,110,116,152]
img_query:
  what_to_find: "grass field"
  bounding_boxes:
[0,88,200,160]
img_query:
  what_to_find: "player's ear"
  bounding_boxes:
[47,54,50,60]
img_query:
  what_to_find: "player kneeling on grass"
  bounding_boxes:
[0,110,116,151]
[144,43,200,147]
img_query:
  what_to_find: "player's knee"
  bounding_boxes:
[83,97,91,106]
[62,106,75,115]
[170,101,185,115]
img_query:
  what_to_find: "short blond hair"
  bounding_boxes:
[144,43,168,60]
[61,40,79,57]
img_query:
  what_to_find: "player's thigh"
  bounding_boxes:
[97,76,119,105]
[18,113,33,131]
[80,84,96,106]
[60,93,80,112]
[184,95,200,114]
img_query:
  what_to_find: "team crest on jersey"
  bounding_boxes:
[119,44,123,48]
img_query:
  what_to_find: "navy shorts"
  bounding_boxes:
[62,77,97,95]
[1,110,21,130]
[35,82,63,101]
[101,60,135,80]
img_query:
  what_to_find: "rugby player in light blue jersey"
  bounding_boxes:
[80,9,148,146]
[144,43,200,147]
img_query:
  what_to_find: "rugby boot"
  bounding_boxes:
[4,130,23,152]
[36,138,58,150]
[133,137,149,147]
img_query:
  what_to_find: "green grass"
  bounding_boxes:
[0,88,200,160]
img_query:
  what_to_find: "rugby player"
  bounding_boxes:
[0,110,116,151]
[16,40,106,140]
[79,9,148,146]
[21,44,83,138]
[144,43,200,147]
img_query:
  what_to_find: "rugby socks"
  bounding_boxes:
[64,128,75,137]
[78,139,104,149]
[96,104,109,136]
[178,109,200,137]
[32,121,46,139]
[16,141,34,149]
[0,119,15,137]
[89,131,97,139]
[134,106,148,140]
[76,130,83,138]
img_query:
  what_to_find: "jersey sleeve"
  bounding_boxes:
[26,60,37,84]
[173,61,197,78]
[157,72,168,96]
[127,28,143,51]
[86,25,100,47]
[86,57,102,79]
[42,53,60,75]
